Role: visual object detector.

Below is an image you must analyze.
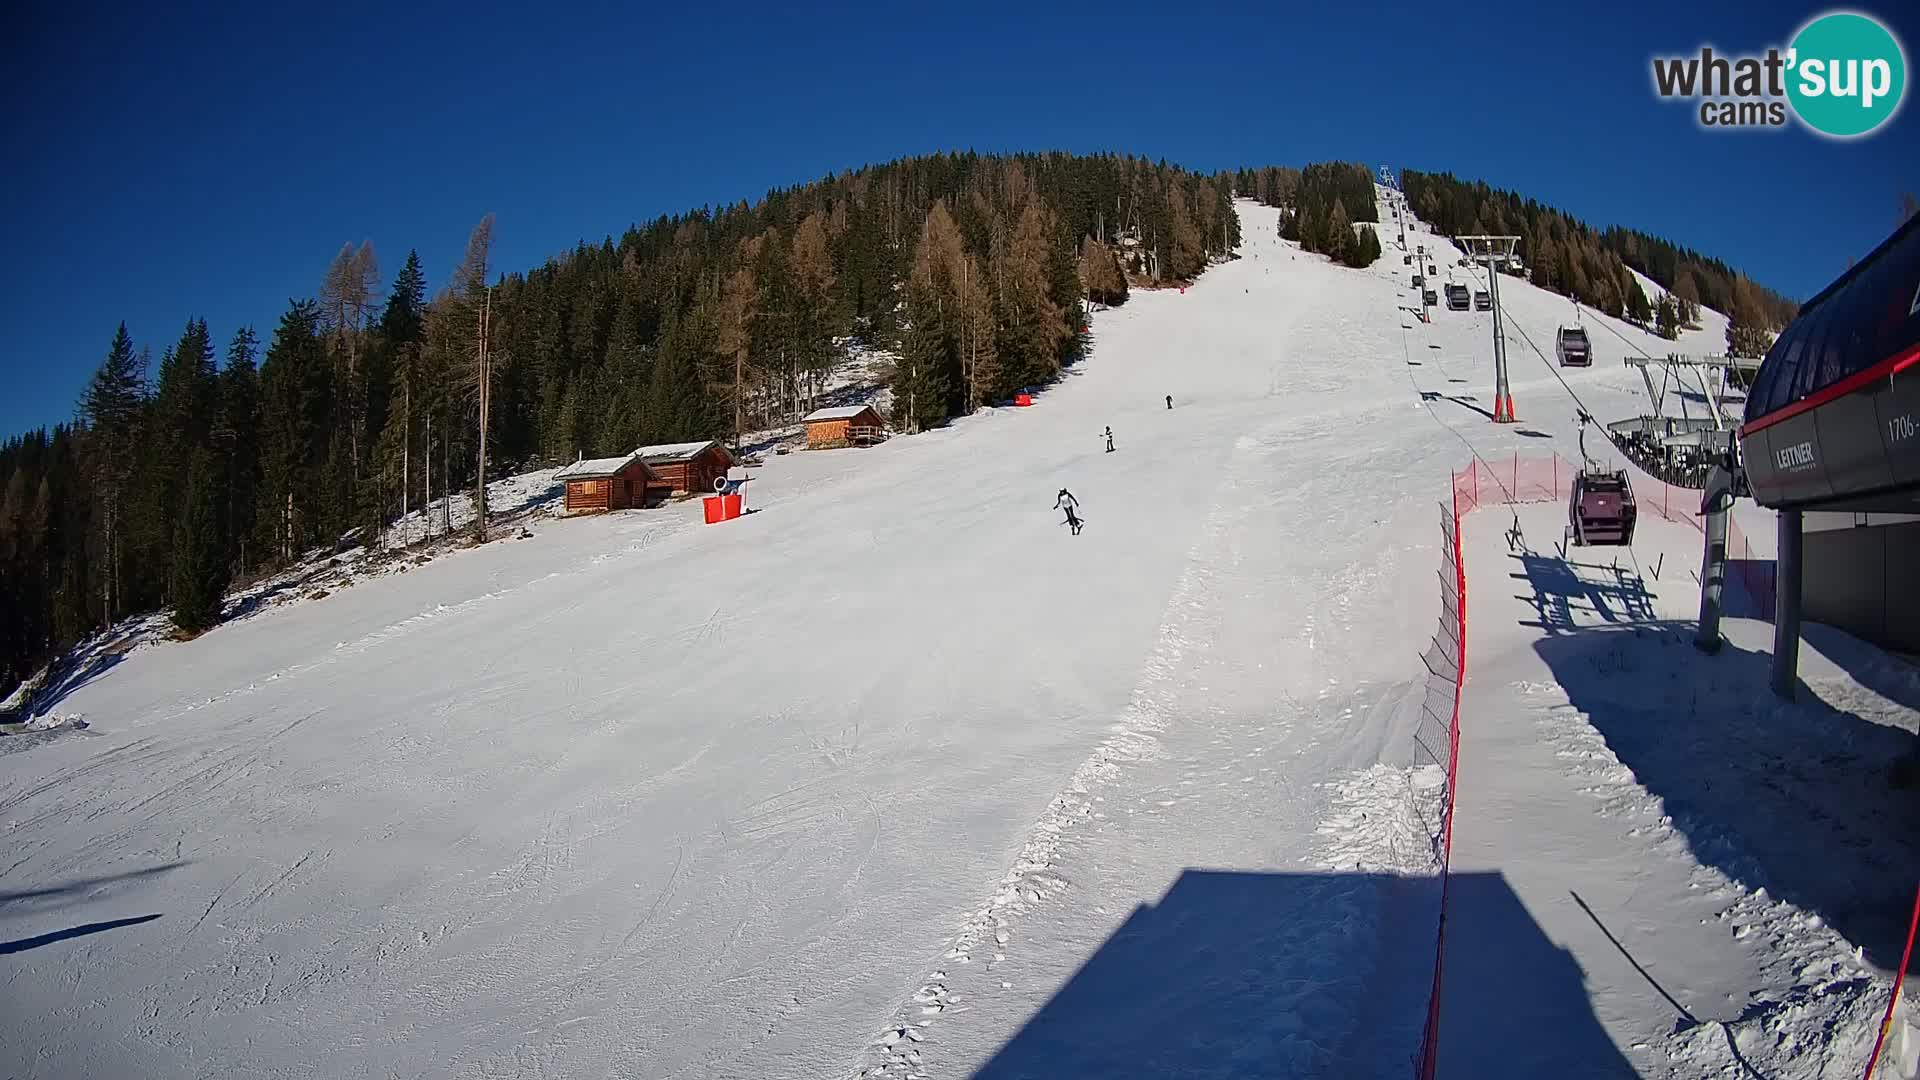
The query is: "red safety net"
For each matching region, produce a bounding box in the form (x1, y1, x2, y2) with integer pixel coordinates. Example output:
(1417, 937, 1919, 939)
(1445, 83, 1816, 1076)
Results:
(1415, 453, 1777, 1079)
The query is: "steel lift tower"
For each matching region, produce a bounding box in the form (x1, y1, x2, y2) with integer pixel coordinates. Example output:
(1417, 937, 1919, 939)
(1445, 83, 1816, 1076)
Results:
(1457, 234, 1521, 423)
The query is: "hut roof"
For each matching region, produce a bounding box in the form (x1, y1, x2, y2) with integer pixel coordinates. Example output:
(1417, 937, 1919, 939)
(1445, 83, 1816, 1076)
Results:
(802, 405, 880, 424)
(635, 440, 728, 465)
(555, 452, 654, 481)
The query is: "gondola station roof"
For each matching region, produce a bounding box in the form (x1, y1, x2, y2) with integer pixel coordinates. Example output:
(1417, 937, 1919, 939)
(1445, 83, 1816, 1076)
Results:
(1740, 213, 1920, 512)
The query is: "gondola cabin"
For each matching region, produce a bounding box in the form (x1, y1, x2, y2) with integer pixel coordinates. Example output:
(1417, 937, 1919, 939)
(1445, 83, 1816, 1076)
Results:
(1556, 326, 1592, 367)
(556, 452, 659, 514)
(636, 440, 735, 497)
(1567, 469, 1638, 546)
(802, 405, 888, 449)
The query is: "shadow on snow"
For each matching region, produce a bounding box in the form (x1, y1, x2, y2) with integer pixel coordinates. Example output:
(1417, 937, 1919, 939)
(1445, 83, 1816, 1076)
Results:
(1510, 544, 1920, 976)
(970, 869, 1632, 1079)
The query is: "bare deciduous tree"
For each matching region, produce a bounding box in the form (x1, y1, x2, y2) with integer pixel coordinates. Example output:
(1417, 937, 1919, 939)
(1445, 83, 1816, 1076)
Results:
(319, 241, 381, 469)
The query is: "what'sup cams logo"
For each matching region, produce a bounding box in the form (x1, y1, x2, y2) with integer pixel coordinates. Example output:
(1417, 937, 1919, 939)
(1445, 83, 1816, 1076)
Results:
(1651, 11, 1907, 137)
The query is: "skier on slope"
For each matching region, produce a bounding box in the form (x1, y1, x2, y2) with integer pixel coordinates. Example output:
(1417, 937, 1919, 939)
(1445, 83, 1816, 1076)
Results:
(1054, 488, 1083, 536)
(1104, 426, 1115, 453)
(1165, 395, 1173, 410)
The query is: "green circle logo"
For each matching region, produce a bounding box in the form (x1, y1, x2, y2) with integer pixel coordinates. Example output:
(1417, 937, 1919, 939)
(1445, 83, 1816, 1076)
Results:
(1787, 12, 1906, 137)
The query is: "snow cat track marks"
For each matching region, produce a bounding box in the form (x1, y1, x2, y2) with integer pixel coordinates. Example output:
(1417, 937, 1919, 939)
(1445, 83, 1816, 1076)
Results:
(0, 733, 165, 817)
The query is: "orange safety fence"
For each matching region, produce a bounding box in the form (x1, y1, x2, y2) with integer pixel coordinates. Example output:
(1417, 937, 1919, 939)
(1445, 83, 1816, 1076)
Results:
(1451, 452, 1776, 615)
(1412, 494, 1465, 1080)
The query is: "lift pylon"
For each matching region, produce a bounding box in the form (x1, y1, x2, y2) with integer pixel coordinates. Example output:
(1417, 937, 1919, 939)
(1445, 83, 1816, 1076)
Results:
(1457, 235, 1522, 423)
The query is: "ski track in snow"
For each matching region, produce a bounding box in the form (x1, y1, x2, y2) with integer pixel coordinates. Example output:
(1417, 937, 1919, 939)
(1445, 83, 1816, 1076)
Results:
(857, 433, 1256, 1077)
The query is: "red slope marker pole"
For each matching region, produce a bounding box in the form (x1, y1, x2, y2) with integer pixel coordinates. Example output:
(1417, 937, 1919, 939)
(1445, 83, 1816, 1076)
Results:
(1865, 880, 1920, 1079)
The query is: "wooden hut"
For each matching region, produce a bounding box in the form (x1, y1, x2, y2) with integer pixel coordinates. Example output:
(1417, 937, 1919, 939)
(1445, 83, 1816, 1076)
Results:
(555, 452, 658, 514)
(636, 440, 734, 496)
(802, 405, 888, 449)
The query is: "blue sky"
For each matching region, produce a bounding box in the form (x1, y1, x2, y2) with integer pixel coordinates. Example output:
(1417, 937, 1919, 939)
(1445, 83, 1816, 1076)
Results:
(3, 0, 1915, 437)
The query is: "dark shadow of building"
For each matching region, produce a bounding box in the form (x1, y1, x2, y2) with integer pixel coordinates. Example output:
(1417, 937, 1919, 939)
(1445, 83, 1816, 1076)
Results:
(971, 869, 1631, 1079)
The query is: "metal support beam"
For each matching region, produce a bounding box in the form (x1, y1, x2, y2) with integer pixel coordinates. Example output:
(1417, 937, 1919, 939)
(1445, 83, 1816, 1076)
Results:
(1489, 264, 1512, 420)
(1459, 235, 1521, 423)
(1634, 361, 1665, 414)
(1694, 464, 1733, 653)
(1771, 508, 1804, 699)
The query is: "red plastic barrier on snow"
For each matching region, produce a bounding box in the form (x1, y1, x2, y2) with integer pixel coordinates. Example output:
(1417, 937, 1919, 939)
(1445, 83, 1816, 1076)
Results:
(722, 493, 742, 519)
(703, 496, 725, 524)
(1014, 393, 1033, 407)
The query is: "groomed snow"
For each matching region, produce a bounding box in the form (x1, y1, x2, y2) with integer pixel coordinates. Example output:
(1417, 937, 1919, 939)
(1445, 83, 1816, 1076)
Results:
(2, 196, 1909, 1079)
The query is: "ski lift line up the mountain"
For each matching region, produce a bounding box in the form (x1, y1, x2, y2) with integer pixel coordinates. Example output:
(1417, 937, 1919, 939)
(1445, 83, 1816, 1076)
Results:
(1390, 236, 1522, 508)
(1457, 234, 1521, 423)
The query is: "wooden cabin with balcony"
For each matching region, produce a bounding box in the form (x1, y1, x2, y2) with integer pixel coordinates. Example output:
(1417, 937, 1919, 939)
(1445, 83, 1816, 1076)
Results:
(802, 405, 888, 450)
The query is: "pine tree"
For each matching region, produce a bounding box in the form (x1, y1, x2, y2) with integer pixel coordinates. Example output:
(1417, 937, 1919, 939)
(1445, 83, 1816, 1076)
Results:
(150, 322, 218, 572)
(1654, 294, 1680, 340)
(216, 327, 261, 571)
(257, 300, 328, 562)
(1326, 199, 1355, 265)
(381, 251, 428, 347)
(78, 324, 147, 622)
(990, 202, 1069, 398)
(895, 284, 955, 432)
(169, 448, 227, 634)
(1345, 222, 1380, 268)
(1626, 279, 1654, 326)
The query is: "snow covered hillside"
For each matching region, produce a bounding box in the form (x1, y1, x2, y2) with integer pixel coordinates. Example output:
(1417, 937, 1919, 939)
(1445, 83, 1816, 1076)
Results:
(2, 196, 1910, 1080)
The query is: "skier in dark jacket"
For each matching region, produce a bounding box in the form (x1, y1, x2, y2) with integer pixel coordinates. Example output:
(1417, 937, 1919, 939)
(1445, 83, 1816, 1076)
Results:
(1165, 395, 1173, 410)
(1104, 427, 1115, 453)
(1054, 489, 1083, 536)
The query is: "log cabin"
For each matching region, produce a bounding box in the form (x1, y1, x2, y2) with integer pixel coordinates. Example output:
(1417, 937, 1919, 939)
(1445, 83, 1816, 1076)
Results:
(636, 440, 734, 496)
(555, 452, 658, 514)
(801, 405, 888, 449)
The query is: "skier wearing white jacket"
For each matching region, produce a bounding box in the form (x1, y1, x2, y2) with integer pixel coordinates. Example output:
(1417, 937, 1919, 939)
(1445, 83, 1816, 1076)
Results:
(1054, 489, 1083, 536)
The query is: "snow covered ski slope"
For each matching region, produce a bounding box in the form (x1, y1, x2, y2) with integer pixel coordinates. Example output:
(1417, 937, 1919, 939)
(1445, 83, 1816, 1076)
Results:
(3, 196, 1908, 1079)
